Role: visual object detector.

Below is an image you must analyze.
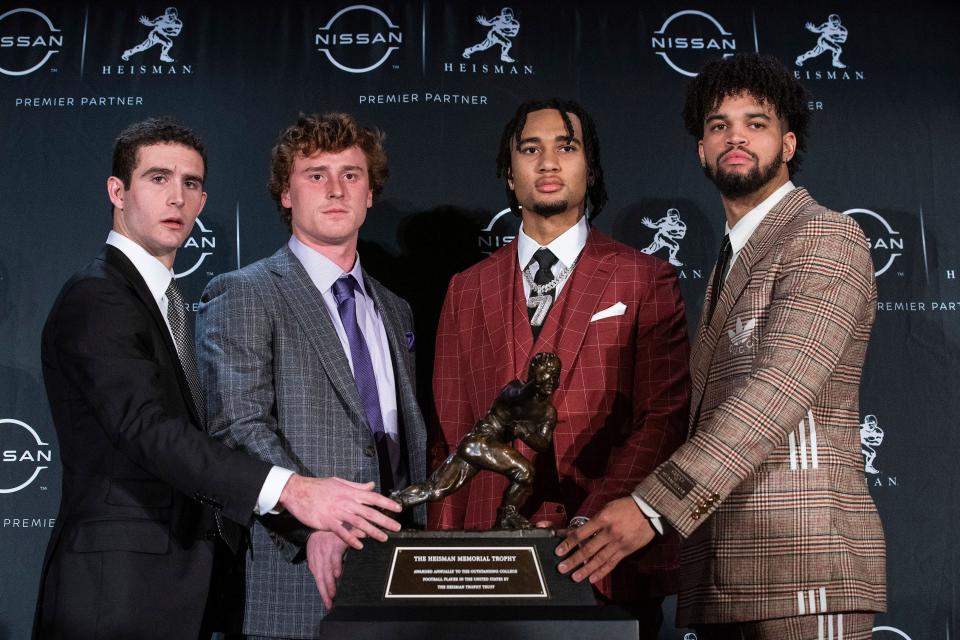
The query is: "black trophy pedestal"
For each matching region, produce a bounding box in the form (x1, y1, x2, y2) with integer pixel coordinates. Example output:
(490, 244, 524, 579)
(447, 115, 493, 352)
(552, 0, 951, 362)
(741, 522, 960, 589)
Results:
(322, 529, 638, 639)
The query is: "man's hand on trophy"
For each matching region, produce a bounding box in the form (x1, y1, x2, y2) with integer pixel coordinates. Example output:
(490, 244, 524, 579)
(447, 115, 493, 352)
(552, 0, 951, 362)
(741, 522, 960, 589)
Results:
(554, 497, 656, 583)
(307, 531, 348, 609)
(278, 475, 402, 550)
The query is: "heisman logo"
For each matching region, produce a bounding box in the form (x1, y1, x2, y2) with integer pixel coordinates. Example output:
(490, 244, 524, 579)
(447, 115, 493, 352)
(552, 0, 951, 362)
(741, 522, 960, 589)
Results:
(463, 7, 520, 63)
(795, 14, 848, 69)
(651, 10, 736, 77)
(122, 7, 183, 62)
(315, 5, 402, 74)
(0, 7, 63, 77)
(861, 413, 896, 487)
(0, 418, 53, 494)
(641, 208, 687, 266)
(794, 13, 864, 80)
(859, 414, 883, 475)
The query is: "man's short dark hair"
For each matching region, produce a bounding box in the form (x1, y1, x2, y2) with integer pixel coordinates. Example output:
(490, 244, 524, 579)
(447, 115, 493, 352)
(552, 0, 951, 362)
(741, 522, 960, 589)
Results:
(269, 113, 389, 229)
(111, 116, 207, 189)
(496, 98, 608, 221)
(683, 53, 811, 175)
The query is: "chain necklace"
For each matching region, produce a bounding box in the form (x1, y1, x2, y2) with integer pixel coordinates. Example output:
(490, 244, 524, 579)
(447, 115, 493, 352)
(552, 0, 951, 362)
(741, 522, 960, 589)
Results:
(522, 254, 580, 294)
(523, 255, 580, 327)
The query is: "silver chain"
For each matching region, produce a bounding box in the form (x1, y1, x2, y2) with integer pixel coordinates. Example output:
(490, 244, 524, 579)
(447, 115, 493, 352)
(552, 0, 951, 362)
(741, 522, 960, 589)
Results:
(522, 254, 580, 294)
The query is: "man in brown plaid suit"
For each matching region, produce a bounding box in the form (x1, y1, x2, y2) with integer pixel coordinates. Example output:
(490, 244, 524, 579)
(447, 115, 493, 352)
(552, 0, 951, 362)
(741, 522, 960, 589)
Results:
(556, 53, 886, 639)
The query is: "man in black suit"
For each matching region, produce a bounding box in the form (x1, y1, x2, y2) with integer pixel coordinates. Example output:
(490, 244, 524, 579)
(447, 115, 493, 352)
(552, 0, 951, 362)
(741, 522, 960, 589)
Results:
(33, 117, 402, 639)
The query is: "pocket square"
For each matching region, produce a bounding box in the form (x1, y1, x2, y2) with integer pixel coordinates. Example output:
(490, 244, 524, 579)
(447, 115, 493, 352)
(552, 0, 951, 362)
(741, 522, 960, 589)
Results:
(405, 331, 416, 351)
(590, 302, 627, 322)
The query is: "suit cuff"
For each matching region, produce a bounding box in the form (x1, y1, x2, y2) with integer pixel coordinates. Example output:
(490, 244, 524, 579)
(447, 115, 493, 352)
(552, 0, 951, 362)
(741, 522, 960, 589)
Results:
(631, 491, 665, 535)
(254, 466, 295, 515)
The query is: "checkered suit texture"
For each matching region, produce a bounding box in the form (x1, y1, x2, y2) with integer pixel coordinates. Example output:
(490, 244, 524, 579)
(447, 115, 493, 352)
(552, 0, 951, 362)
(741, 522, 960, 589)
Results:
(427, 228, 691, 600)
(636, 189, 886, 626)
(196, 246, 427, 639)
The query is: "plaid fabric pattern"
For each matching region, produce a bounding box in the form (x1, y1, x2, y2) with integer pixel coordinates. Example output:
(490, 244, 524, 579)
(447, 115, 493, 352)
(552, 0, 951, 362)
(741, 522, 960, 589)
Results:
(427, 228, 691, 599)
(636, 189, 886, 625)
(196, 246, 427, 638)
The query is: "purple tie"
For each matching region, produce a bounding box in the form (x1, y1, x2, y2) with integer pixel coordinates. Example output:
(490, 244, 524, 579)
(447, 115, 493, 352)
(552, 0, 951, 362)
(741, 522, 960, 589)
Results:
(332, 275, 393, 493)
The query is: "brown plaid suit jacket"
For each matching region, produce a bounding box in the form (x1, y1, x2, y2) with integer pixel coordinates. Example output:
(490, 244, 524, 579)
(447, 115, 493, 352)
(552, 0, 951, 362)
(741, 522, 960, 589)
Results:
(636, 188, 886, 625)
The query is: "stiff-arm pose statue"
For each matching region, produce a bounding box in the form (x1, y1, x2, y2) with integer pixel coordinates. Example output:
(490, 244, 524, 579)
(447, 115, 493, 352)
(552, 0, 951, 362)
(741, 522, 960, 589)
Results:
(393, 352, 560, 529)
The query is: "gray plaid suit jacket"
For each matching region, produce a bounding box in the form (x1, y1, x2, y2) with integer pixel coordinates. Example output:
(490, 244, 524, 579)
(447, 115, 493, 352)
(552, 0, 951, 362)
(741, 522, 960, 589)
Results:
(196, 245, 427, 638)
(637, 188, 886, 626)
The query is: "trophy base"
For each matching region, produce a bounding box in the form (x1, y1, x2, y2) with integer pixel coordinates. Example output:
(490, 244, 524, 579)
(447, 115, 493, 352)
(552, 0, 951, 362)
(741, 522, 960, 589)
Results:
(322, 529, 639, 639)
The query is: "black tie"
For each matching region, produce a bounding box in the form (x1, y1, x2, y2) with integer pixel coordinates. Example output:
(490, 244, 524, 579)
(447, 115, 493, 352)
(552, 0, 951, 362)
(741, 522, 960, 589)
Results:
(528, 248, 559, 340)
(165, 279, 206, 424)
(706, 235, 732, 325)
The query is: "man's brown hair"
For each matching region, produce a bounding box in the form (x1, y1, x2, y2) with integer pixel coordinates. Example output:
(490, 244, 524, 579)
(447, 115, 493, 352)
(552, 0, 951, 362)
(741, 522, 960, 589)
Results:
(268, 113, 389, 228)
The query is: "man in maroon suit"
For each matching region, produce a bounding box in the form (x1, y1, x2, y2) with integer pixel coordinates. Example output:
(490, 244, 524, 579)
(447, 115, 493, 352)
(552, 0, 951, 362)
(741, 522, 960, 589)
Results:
(427, 98, 691, 636)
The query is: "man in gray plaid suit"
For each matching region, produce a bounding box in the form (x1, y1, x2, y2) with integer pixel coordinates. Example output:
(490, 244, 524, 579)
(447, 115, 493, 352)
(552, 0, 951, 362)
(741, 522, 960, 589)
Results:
(557, 54, 885, 639)
(197, 113, 427, 638)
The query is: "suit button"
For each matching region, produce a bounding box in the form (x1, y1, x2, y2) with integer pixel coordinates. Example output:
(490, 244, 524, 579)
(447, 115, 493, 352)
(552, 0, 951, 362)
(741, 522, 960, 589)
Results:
(203, 529, 218, 541)
(554, 505, 565, 514)
(710, 493, 720, 502)
(364, 445, 375, 457)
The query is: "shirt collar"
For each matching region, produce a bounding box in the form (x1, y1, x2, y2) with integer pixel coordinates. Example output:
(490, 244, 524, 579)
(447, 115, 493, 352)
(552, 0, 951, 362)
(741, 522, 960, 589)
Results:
(516, 214, 589, 271)
(726, 181, 796, 255)
(106, 230, 174, 303)
(288, 235, 368, 298)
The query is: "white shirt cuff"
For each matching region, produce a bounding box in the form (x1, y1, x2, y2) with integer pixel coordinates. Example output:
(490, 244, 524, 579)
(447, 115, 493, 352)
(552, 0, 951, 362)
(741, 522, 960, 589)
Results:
(631, 491, 665, 535)
(254, 466, 295, 515)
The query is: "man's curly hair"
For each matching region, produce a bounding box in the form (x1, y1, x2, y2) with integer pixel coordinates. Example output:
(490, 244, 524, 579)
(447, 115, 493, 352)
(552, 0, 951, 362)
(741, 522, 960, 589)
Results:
(269, 113, 388, 228)
(683, 53, 811, 175)
(496, 98, 608, 221)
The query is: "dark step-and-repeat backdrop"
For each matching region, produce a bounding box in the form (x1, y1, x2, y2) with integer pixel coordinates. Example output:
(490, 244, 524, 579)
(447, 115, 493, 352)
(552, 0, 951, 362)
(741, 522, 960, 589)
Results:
(1, 2, 957, 638)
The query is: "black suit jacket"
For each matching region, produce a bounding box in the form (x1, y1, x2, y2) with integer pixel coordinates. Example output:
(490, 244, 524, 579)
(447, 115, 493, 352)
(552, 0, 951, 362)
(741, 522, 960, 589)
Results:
(33, 245, 271, 639)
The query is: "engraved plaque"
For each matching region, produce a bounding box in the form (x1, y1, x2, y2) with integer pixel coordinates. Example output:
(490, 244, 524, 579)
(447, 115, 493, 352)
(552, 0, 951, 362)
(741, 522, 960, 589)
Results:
(384, 546, 548, 598)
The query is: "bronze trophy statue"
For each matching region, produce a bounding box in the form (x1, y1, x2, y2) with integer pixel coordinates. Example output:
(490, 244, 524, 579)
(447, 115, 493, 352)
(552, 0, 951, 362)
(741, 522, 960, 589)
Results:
(392, 352, 561, 529)
(327, 351, 632, 633)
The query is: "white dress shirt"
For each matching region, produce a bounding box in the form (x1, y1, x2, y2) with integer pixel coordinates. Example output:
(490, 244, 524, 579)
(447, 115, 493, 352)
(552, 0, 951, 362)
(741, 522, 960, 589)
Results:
(106, 231, 290, 515)
(725, 180, 796, 276)
(288, 235, 405, 487)
(516, 214, 590, 300)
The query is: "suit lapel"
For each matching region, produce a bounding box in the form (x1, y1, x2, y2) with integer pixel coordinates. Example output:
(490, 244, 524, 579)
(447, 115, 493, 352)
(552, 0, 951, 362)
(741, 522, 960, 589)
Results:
(100, 245, 203, 428)
(539, 229, 615, 392)
(688, 187, 814, 424)
(270, 248, 369, 429)
(479, 243, 525, 382)
(364, 273, 414, 422)
(364, 274, 426, 483)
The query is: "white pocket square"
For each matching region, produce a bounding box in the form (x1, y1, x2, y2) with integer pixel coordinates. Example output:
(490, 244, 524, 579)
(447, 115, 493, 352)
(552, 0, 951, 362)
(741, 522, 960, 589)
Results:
(590, 302, 626, 322)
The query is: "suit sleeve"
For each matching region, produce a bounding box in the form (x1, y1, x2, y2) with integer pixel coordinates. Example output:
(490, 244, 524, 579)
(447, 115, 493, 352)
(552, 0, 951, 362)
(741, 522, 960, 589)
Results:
(578, 259, 691, 518)
(636, 224, 876, 537)
(197, 271, 301, 472)
(426, 273, 475, 529)
(197, 272, 311, 558)
(47, 277, 270, 526)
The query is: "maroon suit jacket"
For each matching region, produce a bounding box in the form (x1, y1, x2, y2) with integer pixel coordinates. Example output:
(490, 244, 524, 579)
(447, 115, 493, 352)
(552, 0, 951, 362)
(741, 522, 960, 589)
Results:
(428, 227, 691, 599)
